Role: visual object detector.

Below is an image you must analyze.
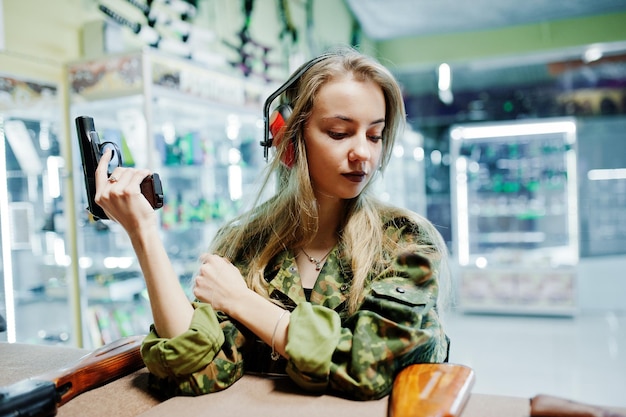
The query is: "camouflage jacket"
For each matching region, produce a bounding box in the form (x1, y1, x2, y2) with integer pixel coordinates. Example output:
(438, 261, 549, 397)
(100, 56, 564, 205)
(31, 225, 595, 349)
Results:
(141, 216, 449, 401)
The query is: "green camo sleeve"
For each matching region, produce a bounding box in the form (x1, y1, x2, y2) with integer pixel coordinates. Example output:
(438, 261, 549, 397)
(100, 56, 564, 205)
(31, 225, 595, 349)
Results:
(284, 302, 342, 392)
(284, 276, 448, 401)
(141, 302, 225, 379)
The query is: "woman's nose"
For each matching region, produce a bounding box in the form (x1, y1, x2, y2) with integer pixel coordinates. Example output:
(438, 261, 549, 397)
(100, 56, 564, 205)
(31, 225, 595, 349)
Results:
(349, 134, 371, 161)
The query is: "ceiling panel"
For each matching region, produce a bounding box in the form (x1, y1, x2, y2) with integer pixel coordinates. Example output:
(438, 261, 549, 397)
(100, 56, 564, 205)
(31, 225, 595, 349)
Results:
(345, 0, 626, 40)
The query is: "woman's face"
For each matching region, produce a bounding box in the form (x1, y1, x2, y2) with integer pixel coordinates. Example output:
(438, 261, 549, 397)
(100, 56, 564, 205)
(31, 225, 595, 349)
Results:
(304, 74, 385, 201)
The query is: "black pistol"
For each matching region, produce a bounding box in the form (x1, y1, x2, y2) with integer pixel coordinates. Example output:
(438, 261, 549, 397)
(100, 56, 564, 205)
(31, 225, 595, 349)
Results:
(75, 116, 164, 220)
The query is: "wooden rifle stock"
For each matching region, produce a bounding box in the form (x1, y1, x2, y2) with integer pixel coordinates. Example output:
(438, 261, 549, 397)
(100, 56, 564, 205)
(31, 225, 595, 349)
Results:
(41, 335, 146, 406)
(388, 364, 475, 417)
(0, 335, 146, 417)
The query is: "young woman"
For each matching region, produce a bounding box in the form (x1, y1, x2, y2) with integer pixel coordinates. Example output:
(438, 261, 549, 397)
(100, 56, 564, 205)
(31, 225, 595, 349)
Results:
(95, 46, 450, 401)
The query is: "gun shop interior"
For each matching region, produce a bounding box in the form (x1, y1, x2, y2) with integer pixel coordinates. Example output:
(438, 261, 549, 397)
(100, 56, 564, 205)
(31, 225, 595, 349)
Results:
(1, 0, 625, 412)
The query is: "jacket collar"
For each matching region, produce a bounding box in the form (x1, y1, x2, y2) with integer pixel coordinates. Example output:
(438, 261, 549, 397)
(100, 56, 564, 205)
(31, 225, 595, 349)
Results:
(265, 247, 351, 311)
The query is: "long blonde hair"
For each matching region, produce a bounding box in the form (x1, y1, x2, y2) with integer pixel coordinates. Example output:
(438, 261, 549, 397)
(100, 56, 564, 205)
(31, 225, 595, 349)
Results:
(211, 46, 449, 313)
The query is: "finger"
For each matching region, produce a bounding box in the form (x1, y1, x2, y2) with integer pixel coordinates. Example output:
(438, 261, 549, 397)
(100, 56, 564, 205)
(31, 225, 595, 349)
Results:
(107, 168, 128, 188)
(107, 168, 123, 186)
(106, 168, 151, 193)
(192, 274, 202, 290)
(199, 253, 219, 265)
(191, 280, 204, 302)
(95, 149, 114, 190)
(133, 170, 153, 189)
(192, 275, 212, 304)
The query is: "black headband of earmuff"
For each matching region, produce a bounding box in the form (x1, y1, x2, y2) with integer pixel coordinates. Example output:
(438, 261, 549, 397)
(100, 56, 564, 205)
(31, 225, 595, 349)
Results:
(260, 53, 335, 161)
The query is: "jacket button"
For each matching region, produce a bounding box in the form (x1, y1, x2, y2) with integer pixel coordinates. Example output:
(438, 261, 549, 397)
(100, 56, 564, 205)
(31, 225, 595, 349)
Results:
(396, 287, 405, 293)
(340, 284, 349, 292)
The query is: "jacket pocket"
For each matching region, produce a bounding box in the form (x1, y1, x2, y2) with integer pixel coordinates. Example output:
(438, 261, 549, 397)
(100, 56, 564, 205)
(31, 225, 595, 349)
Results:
(364, 278, 435, 324)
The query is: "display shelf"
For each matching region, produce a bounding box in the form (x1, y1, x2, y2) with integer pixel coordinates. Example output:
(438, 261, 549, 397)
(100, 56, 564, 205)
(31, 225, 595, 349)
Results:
(450, 118, 579, 315)
(577, 116, 626, 257)
(67, 50, 267, 347)
(1, 73, 75, 344)
(86, 299, 152, 347)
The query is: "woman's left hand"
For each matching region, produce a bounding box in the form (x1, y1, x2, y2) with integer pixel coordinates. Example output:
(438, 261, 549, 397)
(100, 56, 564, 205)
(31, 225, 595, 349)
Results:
(193, 254, 248, 315)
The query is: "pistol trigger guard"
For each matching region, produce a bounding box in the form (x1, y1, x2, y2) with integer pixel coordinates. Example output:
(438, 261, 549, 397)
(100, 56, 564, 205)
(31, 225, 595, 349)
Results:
(98, 141, 123, 167)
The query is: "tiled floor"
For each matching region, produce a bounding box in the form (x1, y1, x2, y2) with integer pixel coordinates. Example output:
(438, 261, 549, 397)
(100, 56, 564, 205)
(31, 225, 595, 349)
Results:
(444, 309, 626, 407)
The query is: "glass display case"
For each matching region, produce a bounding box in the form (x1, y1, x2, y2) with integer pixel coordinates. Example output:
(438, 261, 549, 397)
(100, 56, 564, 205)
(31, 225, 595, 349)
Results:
(1, 74, 74, 344)
(66, 50, 268, 347)
(450, 118, 579, 315)
(577, 116, 626, 257)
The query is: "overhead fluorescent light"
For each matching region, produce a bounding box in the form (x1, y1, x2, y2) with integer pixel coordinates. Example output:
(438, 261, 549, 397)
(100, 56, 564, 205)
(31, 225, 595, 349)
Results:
(451, 120, 576, 140)
(587, 168, 626, 181)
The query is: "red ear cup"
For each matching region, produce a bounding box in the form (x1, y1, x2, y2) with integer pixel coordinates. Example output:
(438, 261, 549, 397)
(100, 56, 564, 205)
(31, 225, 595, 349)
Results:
(269, 104, 295, 167)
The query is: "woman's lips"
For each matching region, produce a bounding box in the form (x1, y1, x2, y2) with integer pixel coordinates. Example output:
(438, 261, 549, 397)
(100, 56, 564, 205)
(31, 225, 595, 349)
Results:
(343, 172, 367, 182)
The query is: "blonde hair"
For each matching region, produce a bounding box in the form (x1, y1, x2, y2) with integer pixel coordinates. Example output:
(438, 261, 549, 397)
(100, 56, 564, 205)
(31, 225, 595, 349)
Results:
(211, 46, 449, 313)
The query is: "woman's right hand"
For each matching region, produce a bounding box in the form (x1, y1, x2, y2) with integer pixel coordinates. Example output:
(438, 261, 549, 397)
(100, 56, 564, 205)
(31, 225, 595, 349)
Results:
(94, 149, 158, 233)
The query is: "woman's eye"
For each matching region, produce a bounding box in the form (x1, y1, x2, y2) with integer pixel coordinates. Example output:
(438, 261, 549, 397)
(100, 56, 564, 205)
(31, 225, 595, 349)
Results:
(326, 129, 382, 141)
(328, 131, 347, 140)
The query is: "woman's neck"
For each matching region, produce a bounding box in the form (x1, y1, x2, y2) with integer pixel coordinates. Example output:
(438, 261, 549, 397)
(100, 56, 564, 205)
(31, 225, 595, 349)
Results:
(310, 193, 344, 248)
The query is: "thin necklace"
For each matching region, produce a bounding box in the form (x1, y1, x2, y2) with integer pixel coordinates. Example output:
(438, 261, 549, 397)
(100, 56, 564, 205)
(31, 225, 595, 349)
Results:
(301, 247, 333, 271)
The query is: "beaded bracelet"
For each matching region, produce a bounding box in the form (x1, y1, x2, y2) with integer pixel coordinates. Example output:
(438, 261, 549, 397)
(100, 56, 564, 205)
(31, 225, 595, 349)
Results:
(270, 310, 289, 361)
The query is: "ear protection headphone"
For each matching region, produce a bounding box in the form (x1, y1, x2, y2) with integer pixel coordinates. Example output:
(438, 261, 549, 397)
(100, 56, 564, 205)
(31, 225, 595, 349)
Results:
(260, 53, 334, 167)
